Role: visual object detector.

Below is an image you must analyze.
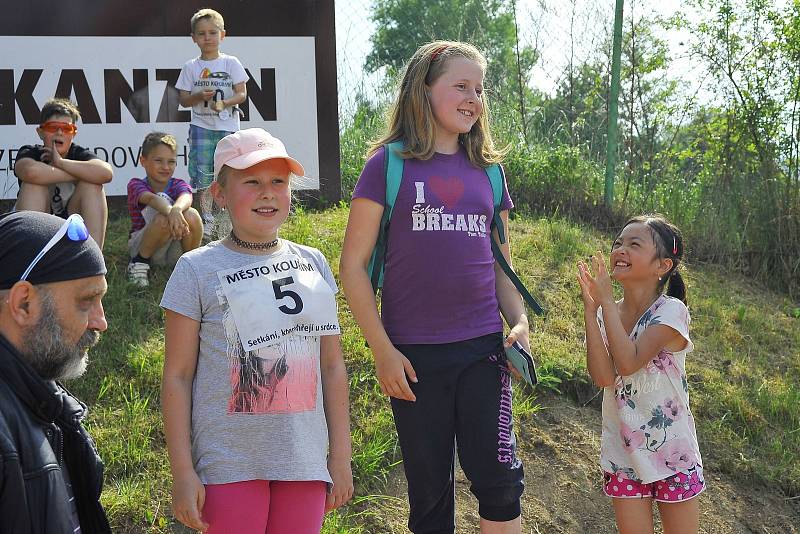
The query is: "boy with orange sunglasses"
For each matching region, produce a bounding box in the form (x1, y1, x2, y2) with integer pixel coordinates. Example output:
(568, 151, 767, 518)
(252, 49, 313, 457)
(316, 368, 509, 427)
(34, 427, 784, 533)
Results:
(14, 98, 112, 248)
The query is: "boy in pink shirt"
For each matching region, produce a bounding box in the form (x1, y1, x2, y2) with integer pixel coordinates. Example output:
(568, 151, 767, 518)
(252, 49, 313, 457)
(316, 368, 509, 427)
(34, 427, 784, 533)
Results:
(126, 132, 203, 287)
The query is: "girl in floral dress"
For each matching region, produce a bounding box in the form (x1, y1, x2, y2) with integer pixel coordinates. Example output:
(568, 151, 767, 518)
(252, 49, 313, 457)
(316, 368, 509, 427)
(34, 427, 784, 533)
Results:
(577, 215, 703, 534)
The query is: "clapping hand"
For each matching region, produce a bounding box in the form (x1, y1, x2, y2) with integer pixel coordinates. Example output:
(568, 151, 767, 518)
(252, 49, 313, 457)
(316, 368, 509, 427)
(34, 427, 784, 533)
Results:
(577, 251, 613, 311)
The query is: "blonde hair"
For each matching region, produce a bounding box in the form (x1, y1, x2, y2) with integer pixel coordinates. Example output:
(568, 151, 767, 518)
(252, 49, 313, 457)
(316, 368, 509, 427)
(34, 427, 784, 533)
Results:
(369, 40, 505, 167)
(216, 164, 233, 186)
(141, 132, 177, 157)
(191, 8, 225, 32)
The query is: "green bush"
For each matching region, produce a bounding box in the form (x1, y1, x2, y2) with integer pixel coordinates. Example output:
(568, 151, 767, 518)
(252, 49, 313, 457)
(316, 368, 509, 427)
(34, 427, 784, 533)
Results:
(503, 143, 604, 218)
(340, 100, 384, 199)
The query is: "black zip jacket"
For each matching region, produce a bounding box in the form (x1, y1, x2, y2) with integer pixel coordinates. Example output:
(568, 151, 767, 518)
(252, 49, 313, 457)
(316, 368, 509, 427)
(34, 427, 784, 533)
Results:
(0, 333, 110, 533)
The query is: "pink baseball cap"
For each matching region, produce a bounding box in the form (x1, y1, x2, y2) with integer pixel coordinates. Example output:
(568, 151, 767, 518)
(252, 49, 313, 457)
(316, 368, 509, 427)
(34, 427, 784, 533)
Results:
(213, 128, 305, 179)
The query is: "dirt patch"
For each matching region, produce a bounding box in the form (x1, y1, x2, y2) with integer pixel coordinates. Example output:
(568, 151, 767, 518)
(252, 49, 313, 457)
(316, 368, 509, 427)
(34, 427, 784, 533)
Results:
(359, 391, 799, 533)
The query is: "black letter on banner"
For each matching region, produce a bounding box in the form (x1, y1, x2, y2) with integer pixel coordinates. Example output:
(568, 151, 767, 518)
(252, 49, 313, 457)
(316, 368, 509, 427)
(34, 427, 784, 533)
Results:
(111, 147, 127, 168)
(177, 144, 189, 166)
(239, 69, 276, 121)
(0, 69, 42, 125)
(128, 146, 142, 166)
(104, 69, 150, 123)
(55, 70, 101, 124)
(156, 69, 190, 123)
(93, 146, 109, 161)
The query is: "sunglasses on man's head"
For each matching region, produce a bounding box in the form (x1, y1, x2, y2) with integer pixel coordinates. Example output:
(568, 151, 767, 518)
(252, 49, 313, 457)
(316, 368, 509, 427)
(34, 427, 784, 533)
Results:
(20, 214, 90, 282)
(39, 121, 78, 135)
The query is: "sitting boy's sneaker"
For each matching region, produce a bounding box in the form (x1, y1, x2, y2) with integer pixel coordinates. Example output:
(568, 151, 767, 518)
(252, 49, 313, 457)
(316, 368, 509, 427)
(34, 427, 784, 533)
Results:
(127, 261, 150, 287)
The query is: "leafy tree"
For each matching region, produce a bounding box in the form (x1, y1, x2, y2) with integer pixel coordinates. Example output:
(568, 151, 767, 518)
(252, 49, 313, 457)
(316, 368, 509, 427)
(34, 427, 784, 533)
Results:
(618, 5, 681, 204)
(366, 0, 537, 121)
(678, 0, 798, 293)
(537, 60, 609, 158)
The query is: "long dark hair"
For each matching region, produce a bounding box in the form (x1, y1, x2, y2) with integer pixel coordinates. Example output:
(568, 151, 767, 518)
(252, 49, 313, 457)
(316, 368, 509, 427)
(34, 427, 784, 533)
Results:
(619, 214, 687, 304)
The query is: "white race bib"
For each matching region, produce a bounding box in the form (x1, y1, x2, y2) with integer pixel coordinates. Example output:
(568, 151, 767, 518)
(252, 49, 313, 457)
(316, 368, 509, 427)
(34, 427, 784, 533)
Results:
(217, 252, 340, 351)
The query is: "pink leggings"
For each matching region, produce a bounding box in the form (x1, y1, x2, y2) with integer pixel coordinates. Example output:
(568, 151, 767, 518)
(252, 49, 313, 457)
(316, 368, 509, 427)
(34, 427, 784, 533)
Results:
(203, 479, 327, 534)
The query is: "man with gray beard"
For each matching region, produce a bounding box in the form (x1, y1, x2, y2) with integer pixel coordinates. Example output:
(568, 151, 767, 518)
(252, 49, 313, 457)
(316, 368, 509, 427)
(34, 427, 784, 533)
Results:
(0, 210, 111, 533)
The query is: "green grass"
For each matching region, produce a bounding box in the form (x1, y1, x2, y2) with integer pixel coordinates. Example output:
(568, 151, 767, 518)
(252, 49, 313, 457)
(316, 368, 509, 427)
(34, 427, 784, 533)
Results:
(72, 205, 799, 532)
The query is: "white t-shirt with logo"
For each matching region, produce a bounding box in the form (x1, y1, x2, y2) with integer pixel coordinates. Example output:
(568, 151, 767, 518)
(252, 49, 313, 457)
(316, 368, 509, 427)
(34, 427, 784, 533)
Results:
(597, 295, 703, 484)
(176, 53, 248, 132)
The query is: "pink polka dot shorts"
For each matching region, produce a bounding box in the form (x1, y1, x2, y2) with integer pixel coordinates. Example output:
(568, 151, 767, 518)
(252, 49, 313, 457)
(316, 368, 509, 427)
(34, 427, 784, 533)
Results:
(603, 465, 705, 502)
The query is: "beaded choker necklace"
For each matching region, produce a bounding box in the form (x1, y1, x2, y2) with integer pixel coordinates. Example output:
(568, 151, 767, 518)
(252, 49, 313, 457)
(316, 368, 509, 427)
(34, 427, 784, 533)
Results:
(229, 231, 279, 250)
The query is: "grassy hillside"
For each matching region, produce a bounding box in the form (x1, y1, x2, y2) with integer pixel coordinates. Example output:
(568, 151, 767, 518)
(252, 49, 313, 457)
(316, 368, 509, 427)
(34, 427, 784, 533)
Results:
(69, 205, 799, 532)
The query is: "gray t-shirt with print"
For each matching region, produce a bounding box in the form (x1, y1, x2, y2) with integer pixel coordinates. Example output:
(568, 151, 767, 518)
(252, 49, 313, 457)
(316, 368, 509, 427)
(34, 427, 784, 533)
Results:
(161, 240, 339, 484)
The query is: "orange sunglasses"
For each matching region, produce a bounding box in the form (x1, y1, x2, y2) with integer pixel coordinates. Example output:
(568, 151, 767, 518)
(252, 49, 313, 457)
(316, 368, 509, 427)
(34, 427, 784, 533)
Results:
(39, 121, 78, 134)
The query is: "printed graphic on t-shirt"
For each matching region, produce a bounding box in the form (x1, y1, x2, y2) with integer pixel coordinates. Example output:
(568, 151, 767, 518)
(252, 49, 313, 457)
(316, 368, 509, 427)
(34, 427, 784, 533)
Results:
(598, 296, 701, 483)
(51, 185, 67, 215)
(50, 182, 75, 217)
(219, 290, 318, 414)
(409, 177, 488, 237)
(194, 70, 233, 118)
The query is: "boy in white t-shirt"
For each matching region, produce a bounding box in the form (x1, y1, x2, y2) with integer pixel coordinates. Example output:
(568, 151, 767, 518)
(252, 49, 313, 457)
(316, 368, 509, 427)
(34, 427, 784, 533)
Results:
(176, 8, 248, 234)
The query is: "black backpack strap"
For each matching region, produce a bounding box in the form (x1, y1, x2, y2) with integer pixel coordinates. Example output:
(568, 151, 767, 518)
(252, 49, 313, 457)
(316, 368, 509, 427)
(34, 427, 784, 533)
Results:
(491, 237, 546, 316)
(486, 165, 545, 316)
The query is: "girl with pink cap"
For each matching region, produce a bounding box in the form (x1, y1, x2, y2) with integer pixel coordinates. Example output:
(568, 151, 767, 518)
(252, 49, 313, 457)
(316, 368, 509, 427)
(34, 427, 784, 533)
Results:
(161, 128, 352, 533)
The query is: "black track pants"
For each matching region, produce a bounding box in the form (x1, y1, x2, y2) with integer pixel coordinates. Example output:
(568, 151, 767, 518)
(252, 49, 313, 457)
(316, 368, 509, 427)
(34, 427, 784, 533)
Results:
(390, 333, 524, 534)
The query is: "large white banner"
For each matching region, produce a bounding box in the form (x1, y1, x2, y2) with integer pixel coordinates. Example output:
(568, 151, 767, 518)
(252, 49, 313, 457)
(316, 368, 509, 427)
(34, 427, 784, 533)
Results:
(0, 36, 319, 198)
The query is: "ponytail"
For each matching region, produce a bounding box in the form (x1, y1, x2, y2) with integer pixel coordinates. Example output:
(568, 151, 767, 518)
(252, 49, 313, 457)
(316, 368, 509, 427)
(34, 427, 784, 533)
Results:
(666, 270, 687, 305)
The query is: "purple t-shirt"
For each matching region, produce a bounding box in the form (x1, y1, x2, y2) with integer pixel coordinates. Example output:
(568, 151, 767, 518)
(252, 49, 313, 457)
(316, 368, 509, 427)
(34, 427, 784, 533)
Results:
(127, 177, 193, 236)
(352, 146, 513, 344)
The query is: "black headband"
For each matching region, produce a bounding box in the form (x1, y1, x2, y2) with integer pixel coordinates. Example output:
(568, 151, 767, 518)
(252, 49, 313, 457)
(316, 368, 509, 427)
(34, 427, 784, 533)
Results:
(0, 211, 106, 290)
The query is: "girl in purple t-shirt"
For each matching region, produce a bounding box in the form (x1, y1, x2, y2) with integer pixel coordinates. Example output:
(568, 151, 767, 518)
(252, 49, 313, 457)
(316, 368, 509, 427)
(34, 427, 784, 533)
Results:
(341, 40, 529, 533)
(577, 215, 704, 534)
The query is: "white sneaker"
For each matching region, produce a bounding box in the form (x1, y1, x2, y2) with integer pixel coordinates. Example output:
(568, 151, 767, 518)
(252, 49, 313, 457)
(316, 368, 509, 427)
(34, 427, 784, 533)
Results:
(127, 262, 150, 287)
